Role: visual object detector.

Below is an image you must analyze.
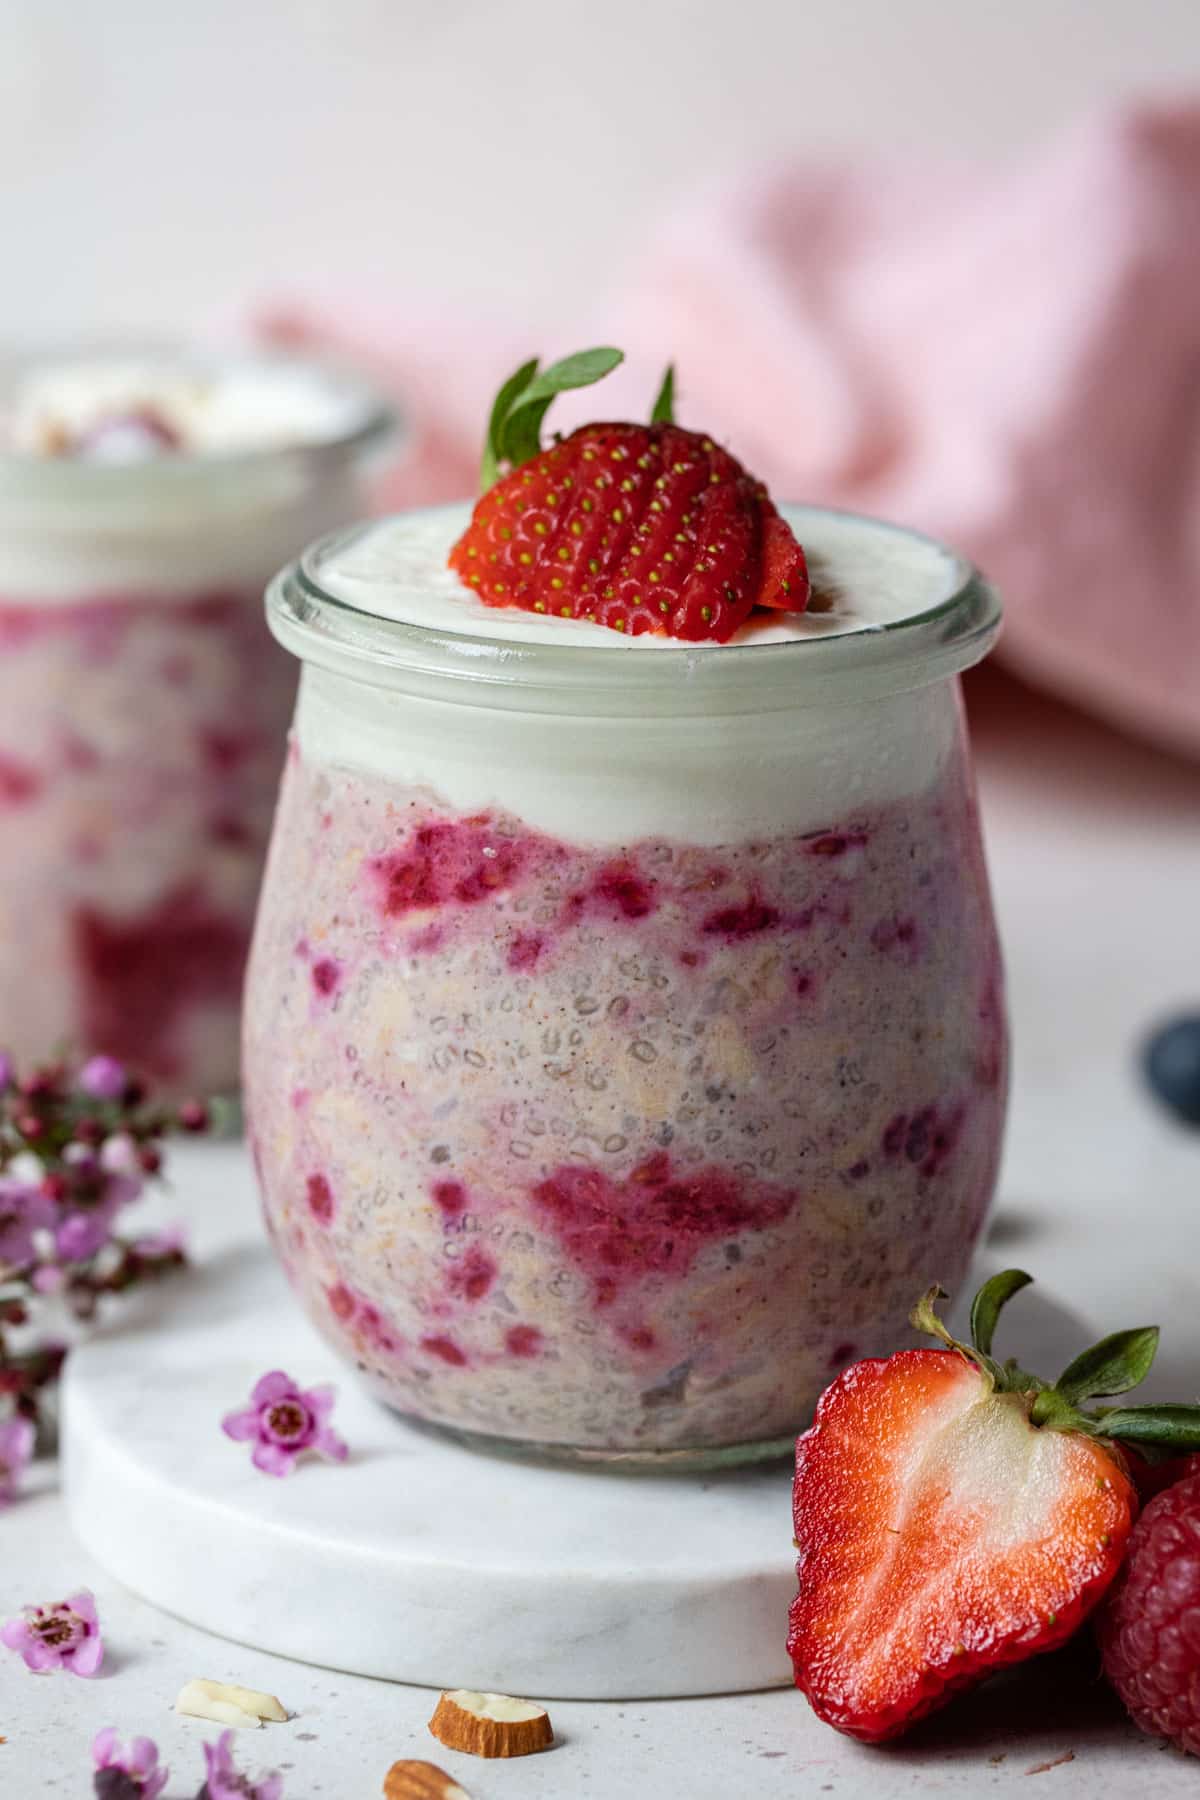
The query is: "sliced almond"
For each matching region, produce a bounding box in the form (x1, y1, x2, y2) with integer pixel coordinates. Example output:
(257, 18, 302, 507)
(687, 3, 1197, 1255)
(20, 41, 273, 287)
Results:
(175, 1677, 288, 1728)
(176, 1692, 260, 1730)
(383, 1759, 472, 1800)
(428, 1689, 553, 1759)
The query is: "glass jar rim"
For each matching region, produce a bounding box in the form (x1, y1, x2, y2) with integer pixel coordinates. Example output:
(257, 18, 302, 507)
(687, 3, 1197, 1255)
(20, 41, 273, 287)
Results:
(0, 341, 398, 507)
(268, 502, 1002, 718)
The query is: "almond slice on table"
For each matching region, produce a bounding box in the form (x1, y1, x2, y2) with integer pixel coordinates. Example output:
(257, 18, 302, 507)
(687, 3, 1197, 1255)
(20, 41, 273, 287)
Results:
(428, 1689, 554, 1758)
(175, 1677, 288, 1728)
(383, 1760, 472, 1800)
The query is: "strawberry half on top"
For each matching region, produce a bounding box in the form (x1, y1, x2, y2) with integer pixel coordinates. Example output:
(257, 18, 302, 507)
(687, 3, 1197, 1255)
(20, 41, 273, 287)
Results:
(788, 1270, 1200, 1744)
(448, 348, 809, 642)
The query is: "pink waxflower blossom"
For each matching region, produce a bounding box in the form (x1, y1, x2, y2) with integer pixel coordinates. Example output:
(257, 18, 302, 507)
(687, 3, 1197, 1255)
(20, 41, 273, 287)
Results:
(99, 1133, 141, 1177)
(79, 1056, 128, 1102)
(54, 1172, 141, 1262)
(92, 1726, 169, 1798)
(1, 1587, 104, 1675)
(8, 1150, 44, 1185)
(0, 1415, 35, 1507)
(222, 1369, 348, 1477)
(0, 1178, 54, 1275)
(200, 1729, 284, 1800)
(130, 1223, 188, 1261)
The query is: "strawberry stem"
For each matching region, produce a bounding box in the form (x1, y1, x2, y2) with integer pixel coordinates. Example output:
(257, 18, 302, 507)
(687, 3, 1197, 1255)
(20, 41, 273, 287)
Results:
(910, 1284, 1002, 1384)
(909, 1285, 954, 1346)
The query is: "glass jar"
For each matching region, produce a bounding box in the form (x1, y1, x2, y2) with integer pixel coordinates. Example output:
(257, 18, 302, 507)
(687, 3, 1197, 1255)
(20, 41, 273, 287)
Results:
(0, 349, 392, 1097)
(245, 503, 1007, 1467)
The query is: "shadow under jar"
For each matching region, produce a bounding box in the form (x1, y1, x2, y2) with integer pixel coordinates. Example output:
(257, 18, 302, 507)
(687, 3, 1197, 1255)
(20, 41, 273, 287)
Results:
(0, 348, 392, 1098)
(245, 502, 1008, 1469)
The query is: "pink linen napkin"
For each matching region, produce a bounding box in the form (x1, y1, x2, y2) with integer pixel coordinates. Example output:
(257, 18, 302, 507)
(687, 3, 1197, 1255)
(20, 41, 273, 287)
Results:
(262, 99, 1200, 757)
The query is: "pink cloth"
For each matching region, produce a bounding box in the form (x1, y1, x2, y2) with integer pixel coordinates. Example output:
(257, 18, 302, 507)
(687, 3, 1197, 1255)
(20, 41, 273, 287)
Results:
(263, 100, 1200, 757)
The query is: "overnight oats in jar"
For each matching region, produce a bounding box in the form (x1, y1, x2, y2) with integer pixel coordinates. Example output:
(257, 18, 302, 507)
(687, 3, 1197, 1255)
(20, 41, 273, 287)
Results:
(0, 349, 391, 1095)
(244, 355, 1007, 1465)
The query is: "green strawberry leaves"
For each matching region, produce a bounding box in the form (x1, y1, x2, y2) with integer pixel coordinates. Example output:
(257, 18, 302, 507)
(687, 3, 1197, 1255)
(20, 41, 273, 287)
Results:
(477, 348, 685, 491)
(1091, 1404, 1200, 1447)
(970, 1268, 1033, 1359)
(480, 347, 624, 491)
(912, 1268, 1200, 1452)
(650, 363, 676, 425)
(502, 347, 624, 468)
(1054, 1326, 1160, 1406)
(480, 357, 540, 493)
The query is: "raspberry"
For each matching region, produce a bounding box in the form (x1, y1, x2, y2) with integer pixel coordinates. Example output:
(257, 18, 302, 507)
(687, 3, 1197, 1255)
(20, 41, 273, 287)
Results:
(1099, 1468, 1200, 1755)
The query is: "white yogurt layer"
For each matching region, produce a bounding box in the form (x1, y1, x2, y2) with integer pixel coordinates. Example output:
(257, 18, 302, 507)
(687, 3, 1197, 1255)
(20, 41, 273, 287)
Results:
(1, 352, 371, 459)
(0, 350, 386, 599)
(317, 502, 965, 647)
(290, 503, 973, 846)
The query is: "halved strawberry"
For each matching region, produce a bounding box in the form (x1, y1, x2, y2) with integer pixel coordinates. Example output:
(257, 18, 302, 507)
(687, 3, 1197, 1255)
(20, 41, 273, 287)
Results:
(448, 349, 809, 642)
(788, 1270, 1200, 1743)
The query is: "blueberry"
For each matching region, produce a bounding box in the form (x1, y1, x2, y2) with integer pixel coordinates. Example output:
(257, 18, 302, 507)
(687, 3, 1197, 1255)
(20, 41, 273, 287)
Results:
(1143, 1014, 1200, 1126)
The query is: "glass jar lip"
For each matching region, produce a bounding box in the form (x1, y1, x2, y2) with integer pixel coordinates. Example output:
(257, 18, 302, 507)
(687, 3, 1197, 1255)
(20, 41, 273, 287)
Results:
(0, 340, 398, 502)
(268, 501, 1002, 717)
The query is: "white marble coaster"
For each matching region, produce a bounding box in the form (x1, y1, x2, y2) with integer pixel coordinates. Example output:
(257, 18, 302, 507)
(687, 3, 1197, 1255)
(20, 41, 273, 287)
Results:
(61, 1248, 798, 1698)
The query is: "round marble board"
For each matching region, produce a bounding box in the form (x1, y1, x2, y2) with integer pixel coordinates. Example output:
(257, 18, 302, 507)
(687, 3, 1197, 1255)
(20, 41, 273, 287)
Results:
(61, 1247, 798, 1699)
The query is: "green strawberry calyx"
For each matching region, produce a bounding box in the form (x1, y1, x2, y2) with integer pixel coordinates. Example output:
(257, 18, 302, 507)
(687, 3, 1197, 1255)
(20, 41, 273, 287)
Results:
(911, 1269, 1200, 1453)
(478, 347, 677, 491)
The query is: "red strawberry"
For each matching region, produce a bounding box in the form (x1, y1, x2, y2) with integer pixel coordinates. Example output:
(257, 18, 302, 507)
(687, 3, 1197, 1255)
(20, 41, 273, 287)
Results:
(448, 348, 809, 643)
(1098, 1467, 1200, 1755)
(788, 1269, 1200, 1744)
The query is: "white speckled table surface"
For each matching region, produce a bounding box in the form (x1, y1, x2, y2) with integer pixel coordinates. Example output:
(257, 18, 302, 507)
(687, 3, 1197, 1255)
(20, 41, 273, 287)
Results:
(4, 670, 1200, 1798)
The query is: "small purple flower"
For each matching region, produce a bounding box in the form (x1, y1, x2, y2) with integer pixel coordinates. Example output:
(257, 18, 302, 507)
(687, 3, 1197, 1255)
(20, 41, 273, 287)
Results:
(7, 1149, 43, 1186)
(1, 1587, 104, 1675)
(92, 1727, 169, 1799)
(199, 1729, 284, 1800)
(0, 1049, 14, 1090)
(0, 1416, 35, 1507)
(0, 1178, 54, 1275)
(54, 1172, 141, 1262)
(99, 1132, 141, 1177)
(130, 1222, 188, 1260)
(222, 1370, 348, 1478)
(79, 1055, 128, 1102)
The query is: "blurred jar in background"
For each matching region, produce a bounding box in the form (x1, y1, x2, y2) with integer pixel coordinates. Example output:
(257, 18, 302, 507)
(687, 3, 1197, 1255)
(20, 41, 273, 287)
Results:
(0, 348, 392, 1097)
